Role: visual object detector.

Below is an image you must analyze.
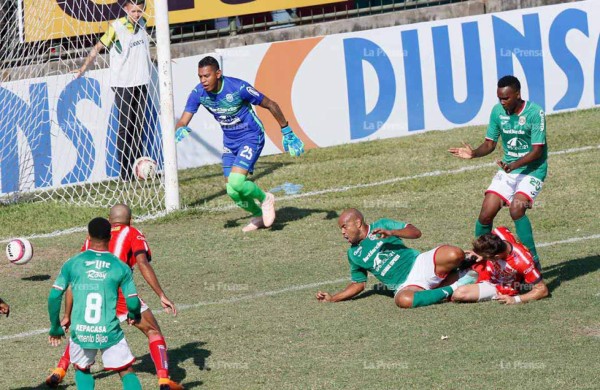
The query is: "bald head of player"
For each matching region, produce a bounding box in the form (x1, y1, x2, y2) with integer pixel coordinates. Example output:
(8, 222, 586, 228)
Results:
(109, 203, 132, 225)
(338, 208, 368, 245)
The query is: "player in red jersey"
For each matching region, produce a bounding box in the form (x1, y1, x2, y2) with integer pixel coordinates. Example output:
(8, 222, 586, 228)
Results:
(46, 204, 183, 390)
(452, 226, 548, 304)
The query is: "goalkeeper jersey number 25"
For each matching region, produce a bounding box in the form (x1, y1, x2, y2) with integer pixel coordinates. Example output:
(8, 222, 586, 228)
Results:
(52, 250, 138, 349)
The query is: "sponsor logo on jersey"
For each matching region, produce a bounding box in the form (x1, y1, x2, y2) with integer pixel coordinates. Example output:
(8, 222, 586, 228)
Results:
(363, 241, 383, 262)
(506, 137, 529, 151)
(373, 251, 394, 272)
(539, 110, 545, 132)
(353, 247, 363, 257)
(503, 129, 525, 135)
(226, 93, 234, 102)
(85, 260, 111, 269)
(86, 270, 107, 281)
(246, 86, 260, 98)
(76, 324, 107, 333)
(518, 116, 526, 126)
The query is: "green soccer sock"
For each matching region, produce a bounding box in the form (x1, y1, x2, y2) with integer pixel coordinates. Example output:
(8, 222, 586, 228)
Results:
(475, 220, 492, 237)
(75, 370, 95, 390)
(514, 215, 539, 262)
(226, 183, 262, 216)
(121, 372, 142, 390)
(240, 179, 266, 203)
(411, 286, 454, 308)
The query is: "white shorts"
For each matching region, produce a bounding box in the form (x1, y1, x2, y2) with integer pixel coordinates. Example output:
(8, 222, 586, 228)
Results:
(486, 170, 544, 204)
(116, 299, 149, 322)
(69, 338, 135, 371)
(395, 247, 445, 295)
(477, 281, 499, 302)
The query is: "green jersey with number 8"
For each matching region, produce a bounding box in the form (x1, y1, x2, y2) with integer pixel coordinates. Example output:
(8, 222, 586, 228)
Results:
(52, 250, 138, 349)
(486, 101, 548, 180)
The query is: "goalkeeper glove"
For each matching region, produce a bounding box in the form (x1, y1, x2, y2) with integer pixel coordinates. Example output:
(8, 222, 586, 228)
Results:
(281, 124, 304, 157)
(175, 126, 192, 143)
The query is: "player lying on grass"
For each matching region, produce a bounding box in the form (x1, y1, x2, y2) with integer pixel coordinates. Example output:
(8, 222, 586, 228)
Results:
(46, 204, 182, 390)
(316, 209, 479, 308)
(175, 55, 304, 232)
(0, 297, 9, 317)
(48, 217, 143, 390)
(452, 226, 548, 304)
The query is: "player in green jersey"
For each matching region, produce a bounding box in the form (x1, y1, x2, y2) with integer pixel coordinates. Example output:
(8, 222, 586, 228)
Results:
(449, 75, 547, 269)
(316, 209, 478, 309)
(48, 217, 142, 390)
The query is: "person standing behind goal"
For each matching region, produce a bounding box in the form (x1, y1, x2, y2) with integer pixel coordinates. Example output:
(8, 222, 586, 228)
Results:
(76, 0, 151, 181)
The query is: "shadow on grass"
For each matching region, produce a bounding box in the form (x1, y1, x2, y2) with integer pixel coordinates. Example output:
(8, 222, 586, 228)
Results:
(224, 206, 338, 231)
(21, 341, 211, 389)
(22, 274, 51, 281)
(542, 255, 600, 293)
(351, 283, 395, 301)
(188, 161, 290, 207)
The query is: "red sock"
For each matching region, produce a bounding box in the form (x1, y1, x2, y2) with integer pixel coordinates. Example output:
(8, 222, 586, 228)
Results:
(148, 334, 169, 378)
(57, 342, 70, 371)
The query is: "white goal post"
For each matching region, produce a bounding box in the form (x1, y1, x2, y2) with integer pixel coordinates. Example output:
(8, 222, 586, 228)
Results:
(0, 0, 180, 215)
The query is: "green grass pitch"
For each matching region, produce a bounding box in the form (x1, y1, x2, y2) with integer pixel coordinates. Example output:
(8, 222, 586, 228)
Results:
(0, 108, 599, 389)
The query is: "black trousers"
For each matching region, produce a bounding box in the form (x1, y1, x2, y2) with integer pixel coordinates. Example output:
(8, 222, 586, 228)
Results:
(113, 84, 148, 180)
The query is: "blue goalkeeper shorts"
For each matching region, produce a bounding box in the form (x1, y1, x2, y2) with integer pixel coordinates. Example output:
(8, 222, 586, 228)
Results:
(222, 136, 265, 177)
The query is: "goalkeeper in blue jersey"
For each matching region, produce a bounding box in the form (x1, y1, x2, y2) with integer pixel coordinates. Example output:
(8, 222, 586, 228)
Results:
(175, 56, 304, 232)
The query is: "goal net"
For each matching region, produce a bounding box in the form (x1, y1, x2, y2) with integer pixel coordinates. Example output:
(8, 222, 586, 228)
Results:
(0, 0, 172, 216)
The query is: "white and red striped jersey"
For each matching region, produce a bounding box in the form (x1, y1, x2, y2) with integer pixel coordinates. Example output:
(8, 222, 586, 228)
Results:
(473, 226, 542, 296)
(82, 223, 152, 269)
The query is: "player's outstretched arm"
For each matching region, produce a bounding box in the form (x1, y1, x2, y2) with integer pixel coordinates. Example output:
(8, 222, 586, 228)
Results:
(316, 282, 365, 303)
(174, 112, 194, 143)
(497, 280, 548, 304)
(449, 139, 496, 159)
(0, 297, 9, 317)
(48, 288, 66, 345)
(260, 96, 304, 156)
(74, 41, 105, 78)
(135, 253, 177, 315)
(372, 224, 421, 240)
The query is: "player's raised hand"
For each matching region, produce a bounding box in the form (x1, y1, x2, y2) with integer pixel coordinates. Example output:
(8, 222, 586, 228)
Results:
(464, 250, 484, 263)
(316, 291, 332, 302)
(448, 142, 474, 159)
(371, 228, 393, 238)
(160, 294, 177, 316)
(281, 125, 304, 157)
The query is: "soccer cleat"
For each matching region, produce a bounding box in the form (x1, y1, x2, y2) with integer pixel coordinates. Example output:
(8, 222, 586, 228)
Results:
(260, 192, 276, 227)
(242, 216, 265, 232)
(456, 270, 479, 287)
(45, 367, 66, 388)
(159, 377, 184, 390)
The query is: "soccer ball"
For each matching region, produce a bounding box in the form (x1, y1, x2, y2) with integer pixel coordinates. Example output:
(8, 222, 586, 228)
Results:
(6, 238, 33, 265)
(133, 156, 157, 180)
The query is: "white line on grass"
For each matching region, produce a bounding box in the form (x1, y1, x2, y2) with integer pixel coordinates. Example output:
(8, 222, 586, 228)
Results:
(2, 232, 600, 342)
(2, 144, 598, 243)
